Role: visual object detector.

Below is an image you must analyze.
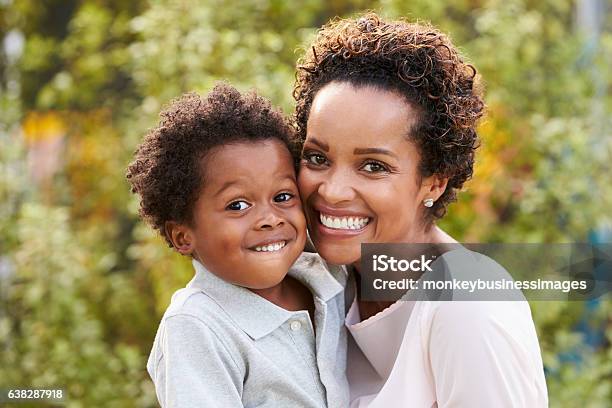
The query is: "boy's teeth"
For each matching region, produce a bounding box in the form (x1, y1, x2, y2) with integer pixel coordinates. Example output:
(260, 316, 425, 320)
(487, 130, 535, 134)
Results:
(319, 213, 369, 230)
(254, 241, 286, 252)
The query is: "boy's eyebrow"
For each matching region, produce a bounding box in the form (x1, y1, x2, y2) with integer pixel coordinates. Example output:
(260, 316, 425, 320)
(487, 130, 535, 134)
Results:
(278, 174, 298, 184)
(214, 180, 242, 197)
(214, 174, 297, 197)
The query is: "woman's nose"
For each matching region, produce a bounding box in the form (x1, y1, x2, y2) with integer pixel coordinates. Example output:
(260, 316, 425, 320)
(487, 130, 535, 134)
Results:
(317, 168, 357, 204)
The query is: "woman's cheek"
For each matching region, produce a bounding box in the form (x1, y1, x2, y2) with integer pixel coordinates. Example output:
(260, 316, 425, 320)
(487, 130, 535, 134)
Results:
(370, 184, 419, 241)
(297, 164, 311, 186)
(297, 167, 318, 201)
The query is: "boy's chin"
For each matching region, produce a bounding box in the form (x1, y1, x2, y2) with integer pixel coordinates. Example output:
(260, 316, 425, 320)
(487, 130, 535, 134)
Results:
(240, 243, 305, 288)
(243, 271, 288, 290)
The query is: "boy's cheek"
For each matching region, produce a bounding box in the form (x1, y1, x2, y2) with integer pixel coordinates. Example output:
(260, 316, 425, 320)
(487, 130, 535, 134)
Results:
(289, 207, 308, 233)
(197, 225, 244, 255)
(292, 210, 308, 251)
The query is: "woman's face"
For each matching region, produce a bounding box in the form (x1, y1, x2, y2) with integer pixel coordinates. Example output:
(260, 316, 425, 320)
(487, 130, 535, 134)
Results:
(298, 82, 442, 266)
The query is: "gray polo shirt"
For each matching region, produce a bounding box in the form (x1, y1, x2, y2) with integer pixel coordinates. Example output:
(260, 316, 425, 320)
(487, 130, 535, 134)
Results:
(147, 252, 349, 407)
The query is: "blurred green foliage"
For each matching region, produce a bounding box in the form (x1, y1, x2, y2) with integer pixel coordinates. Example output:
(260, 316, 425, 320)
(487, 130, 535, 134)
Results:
(0, 0, 610, 407)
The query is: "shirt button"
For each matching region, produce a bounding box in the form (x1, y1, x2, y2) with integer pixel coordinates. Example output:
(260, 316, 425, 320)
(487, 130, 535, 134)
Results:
(290, 320, 302, 331)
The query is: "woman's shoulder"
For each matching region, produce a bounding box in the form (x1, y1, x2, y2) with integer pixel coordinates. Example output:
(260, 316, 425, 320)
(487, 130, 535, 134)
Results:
(418, 246, 526, 302)
(438, 247, 512, 280)
(426, 298, 535, 335)
(415, 300, 547, 407)
(411, 247, 535, 331)
(414, 262, 547, 405)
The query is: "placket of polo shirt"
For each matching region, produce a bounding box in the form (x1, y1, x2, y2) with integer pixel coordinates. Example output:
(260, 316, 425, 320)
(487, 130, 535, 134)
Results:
(286, 310, 322, 395)
(313, 296, 334, 404)
(287, 310, 315, 345)
(313, 297, 328, 353)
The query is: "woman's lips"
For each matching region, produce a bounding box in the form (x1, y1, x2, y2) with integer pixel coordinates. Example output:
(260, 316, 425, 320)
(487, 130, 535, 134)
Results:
(319, 212, 369, 230)
(313, 210, 371, 237)
(310, 203, 372, 237)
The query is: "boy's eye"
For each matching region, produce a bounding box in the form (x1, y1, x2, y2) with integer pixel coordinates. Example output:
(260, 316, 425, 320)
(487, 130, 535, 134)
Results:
(303, 152, 328, 166)
(226, 200, 250, 211)
(361, 161, 389, 173)
(274, 192, 294, 203)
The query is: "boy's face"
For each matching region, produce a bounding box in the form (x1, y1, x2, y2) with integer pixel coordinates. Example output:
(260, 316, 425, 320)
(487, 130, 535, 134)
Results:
(180, 140, 306, 289)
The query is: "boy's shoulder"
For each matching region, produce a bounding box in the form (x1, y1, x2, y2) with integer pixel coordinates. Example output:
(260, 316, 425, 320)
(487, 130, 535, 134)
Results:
(147, 285, 247, 385)
(155, 283, 247, 354)
(162, 286, 217, 321)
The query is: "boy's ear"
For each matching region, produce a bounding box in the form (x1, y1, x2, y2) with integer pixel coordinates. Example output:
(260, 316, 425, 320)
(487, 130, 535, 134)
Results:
(165, 221, 194, 256)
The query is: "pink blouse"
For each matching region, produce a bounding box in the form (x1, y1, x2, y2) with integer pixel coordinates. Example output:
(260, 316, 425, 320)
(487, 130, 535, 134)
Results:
(346, 254, 548, 407)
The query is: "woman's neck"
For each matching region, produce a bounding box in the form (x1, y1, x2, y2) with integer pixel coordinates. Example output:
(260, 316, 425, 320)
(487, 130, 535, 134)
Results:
(352, 224, 458, 321)
(351, 224, 455, 270)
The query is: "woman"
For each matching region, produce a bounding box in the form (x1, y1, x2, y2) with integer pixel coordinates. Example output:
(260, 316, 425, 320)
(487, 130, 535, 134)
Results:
(294, 13, 548, 407)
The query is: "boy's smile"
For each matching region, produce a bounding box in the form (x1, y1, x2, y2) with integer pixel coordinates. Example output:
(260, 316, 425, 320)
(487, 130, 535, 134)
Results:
(183, 140, 306, 290)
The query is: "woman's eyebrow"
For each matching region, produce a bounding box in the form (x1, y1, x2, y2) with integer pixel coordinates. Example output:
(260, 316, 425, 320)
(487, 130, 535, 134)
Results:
(305, 137, 329, 152)
(353, 147, 397, 158)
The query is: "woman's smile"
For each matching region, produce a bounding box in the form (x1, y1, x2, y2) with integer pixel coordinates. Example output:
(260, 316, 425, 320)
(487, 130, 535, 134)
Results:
(319, 213, 370, 230)
(313, 202, 372, 235)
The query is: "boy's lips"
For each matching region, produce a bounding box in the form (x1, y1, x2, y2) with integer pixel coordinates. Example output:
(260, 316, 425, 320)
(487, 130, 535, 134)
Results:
(247, 237, 292, 253)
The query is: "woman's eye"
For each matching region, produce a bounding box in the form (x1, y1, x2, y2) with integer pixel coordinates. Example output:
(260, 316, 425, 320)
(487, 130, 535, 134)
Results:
(226, 201, 250, 211)
(361, 161, 389, 173)
(274, 192, 294, 203)
(304, 152, 328, 166)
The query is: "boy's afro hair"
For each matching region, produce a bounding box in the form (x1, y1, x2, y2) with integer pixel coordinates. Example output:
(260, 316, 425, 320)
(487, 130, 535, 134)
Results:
(126, 82, 295, 246)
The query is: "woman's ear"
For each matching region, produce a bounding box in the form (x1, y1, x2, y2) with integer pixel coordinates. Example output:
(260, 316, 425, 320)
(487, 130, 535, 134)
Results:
(420, 174, 449, 202)
(165, 221, 194, 256)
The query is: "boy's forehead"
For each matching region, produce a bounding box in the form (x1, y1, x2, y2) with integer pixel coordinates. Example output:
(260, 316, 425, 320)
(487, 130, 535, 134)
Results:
(201, 140, 296, 193)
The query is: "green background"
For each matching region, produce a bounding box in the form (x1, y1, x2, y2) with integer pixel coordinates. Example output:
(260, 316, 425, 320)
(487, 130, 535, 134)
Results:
(1, 0, 610, 406)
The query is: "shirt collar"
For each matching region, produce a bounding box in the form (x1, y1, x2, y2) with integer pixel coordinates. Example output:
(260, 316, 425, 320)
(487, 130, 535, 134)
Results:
(188, 253, 345, 340)
(287, 252, 346, 302)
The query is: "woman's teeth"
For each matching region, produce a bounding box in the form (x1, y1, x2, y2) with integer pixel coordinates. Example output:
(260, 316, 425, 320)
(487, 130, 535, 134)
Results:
(319, 213, 369, 230)
(253, 241, 286, 252)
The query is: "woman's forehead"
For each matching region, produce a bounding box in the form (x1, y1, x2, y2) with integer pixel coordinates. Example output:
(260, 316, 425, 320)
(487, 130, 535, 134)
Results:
(306, 82, 419, 152)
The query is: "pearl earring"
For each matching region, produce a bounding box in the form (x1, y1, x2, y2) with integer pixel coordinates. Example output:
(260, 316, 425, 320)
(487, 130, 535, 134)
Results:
(423, 198, 434, 208)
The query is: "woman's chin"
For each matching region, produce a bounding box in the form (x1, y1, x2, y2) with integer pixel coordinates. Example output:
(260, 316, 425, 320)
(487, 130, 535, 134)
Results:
(314, 241, 361, 266)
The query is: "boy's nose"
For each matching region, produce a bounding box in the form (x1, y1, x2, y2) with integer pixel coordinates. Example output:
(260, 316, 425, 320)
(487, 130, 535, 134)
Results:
(255, 210, 285, 230)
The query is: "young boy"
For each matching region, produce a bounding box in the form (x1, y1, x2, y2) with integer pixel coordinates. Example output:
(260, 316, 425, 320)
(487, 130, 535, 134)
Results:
(126, 83, 348, 407)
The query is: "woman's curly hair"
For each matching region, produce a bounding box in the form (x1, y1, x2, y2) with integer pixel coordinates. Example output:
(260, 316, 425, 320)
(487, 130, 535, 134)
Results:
(294, 13, 485, 221)
(126, 82, 295, 246)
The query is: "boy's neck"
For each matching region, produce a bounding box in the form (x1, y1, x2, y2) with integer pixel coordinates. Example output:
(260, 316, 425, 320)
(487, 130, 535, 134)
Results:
(250, 276, 314, 315)
(250, 281, 286, 306)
